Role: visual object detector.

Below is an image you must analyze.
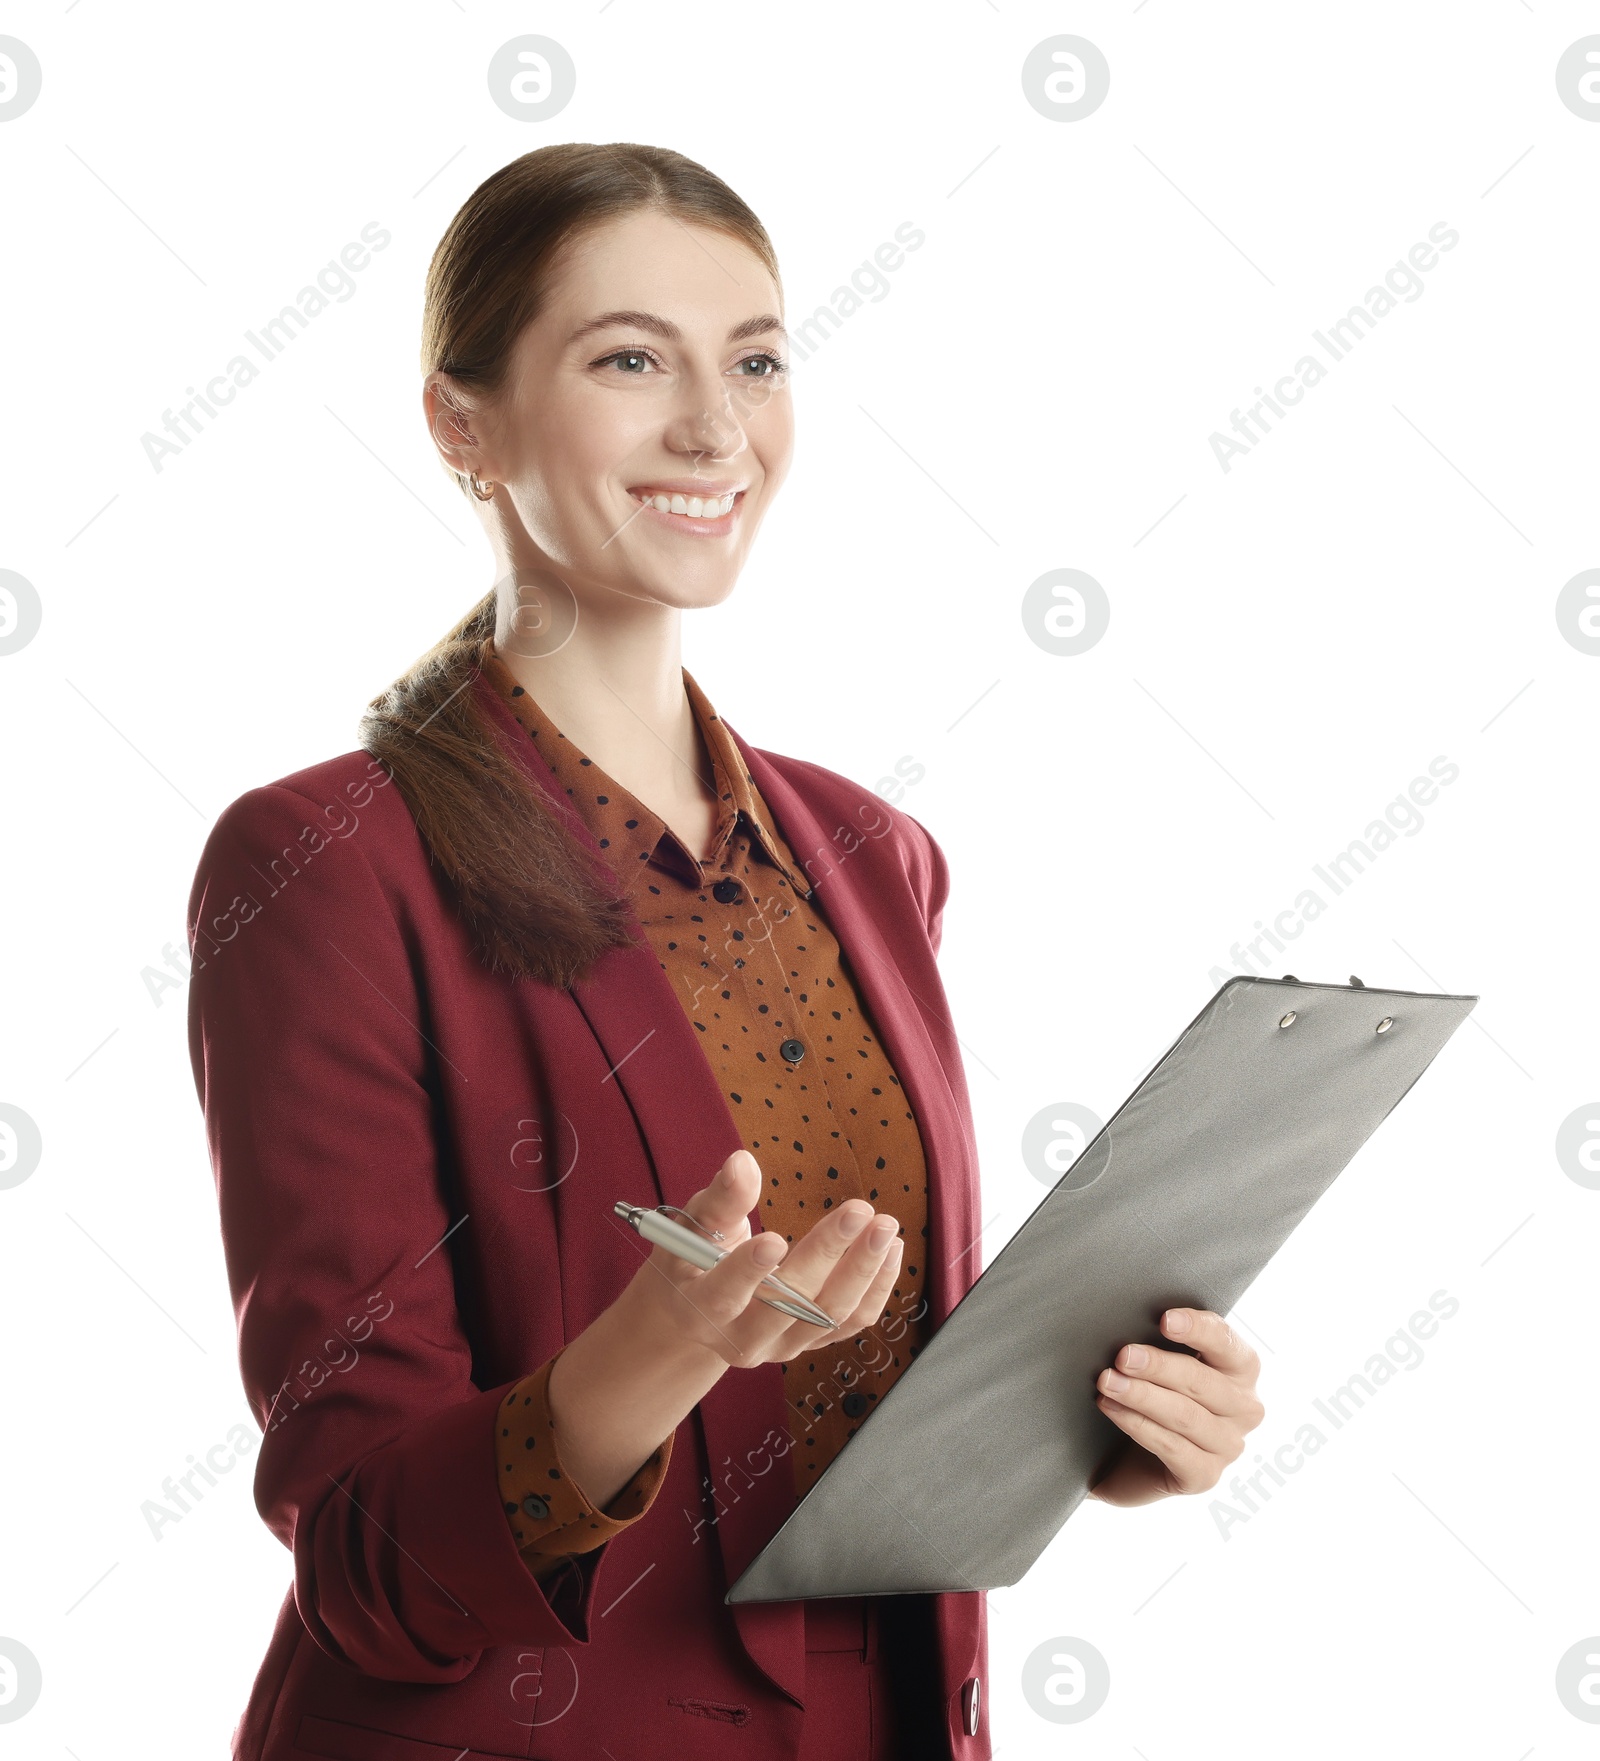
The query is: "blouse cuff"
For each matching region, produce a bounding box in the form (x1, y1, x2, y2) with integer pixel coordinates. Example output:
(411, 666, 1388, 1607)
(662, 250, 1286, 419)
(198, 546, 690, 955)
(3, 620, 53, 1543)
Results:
(496, 1349, 675, 1573)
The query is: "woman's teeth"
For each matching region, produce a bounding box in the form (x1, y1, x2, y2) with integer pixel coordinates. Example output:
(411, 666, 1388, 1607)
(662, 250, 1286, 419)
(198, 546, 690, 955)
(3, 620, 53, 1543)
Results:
(632, 490, 738, 518)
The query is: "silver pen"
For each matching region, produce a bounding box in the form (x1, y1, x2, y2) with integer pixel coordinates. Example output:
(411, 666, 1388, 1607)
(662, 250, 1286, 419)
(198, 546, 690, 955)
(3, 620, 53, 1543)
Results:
(613, 1201, 838, 1329)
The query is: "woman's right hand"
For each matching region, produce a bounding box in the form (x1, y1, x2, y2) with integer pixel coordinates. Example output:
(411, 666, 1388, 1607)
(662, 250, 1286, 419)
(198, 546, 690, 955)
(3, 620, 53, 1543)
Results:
(622, 1148, 905, 1372)
(544, 1149, 902, 1511)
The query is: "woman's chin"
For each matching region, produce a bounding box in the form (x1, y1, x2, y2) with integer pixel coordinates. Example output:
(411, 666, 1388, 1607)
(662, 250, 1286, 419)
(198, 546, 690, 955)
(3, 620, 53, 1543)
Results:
(594, 564, 744, 614)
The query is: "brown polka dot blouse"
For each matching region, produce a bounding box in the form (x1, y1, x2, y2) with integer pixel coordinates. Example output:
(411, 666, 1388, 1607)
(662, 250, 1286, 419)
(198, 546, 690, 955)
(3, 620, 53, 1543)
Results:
(479, 637, 933, 1577)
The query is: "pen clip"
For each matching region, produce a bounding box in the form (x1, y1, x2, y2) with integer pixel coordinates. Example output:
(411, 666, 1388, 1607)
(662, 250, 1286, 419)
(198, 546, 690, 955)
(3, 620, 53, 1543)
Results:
(655, 1203, 724, 1243)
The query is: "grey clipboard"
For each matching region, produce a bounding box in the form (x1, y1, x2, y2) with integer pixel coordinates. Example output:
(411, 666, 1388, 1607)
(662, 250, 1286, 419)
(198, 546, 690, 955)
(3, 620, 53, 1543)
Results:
(726, 973, 1476, 1603)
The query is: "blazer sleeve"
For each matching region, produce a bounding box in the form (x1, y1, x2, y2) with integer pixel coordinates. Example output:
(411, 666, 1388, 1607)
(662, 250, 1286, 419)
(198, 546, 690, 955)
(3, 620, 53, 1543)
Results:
(186, 781, 621, 1681)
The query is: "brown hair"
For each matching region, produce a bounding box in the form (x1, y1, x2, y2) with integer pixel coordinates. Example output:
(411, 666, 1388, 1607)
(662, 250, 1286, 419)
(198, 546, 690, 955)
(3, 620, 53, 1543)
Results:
(359, 143, 780, 988)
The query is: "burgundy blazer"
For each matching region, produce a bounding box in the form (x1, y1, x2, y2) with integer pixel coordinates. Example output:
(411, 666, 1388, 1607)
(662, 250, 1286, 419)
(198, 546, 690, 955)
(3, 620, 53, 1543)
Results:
(186, 666, 989, 1761)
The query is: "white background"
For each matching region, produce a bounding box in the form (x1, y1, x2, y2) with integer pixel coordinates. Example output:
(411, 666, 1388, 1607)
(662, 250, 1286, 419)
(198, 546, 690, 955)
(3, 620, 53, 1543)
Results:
(2, 3, 1596, 1755)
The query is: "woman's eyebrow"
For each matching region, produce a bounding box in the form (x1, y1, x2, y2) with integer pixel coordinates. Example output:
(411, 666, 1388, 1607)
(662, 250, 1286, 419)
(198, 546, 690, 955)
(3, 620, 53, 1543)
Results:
(568, 309, 786, 346)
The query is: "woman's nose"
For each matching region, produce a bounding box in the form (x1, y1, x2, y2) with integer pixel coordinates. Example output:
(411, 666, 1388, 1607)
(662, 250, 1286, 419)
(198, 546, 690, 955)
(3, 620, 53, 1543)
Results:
(668, 399, 748, 464)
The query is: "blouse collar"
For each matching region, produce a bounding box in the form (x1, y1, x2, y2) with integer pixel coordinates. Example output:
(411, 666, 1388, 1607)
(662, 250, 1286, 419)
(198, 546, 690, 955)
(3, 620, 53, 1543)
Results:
(476, 636, 810, 896)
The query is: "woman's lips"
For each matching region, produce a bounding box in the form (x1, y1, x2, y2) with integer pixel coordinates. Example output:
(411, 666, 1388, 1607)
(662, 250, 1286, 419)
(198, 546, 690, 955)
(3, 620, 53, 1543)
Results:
(627, 488, 745, 537)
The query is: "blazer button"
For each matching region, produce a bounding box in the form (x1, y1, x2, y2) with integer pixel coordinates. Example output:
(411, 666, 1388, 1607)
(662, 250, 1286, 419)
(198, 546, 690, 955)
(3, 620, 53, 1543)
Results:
(712, 877, 741, 903)
(962, 1675, 982, 1736)
(779, 1038, 806, 1063)
(841, 1391, 868, 1417)
(521, 1494, 550, 1520)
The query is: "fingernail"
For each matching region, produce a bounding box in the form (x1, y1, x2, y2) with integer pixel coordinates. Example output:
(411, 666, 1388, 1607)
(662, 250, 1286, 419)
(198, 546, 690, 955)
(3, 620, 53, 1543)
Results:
(1122, 1344, 1147, 1370)
(751, 1234, 785, 1265)
(717, 1160, 735, 1188)
(1102, 1369, 1129, 1393)
(868, 1218, 898, 1249)
(1165, 1310, 1190, 1334)
(837, 1207, 871, 1240)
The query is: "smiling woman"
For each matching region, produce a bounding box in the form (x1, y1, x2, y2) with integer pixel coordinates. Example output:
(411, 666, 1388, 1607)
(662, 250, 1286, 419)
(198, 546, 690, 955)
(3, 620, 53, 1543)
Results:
(185, 140, 1261, 1761)
(188, 141, 971, 1761)
(348, 149, 804, 987)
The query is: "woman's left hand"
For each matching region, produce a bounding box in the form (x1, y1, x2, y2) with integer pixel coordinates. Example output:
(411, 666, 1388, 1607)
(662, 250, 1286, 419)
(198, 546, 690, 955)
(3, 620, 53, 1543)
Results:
(1086, 1308, 1265, 1507)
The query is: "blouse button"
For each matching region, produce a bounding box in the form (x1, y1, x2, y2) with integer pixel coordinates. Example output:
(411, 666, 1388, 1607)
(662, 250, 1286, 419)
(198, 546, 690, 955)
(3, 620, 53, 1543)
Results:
(841, 1392, 868, 1417)
(780, 1038, 806, 1064)
(712, 877, 741, 903)
(521, 1494, 550, 1520)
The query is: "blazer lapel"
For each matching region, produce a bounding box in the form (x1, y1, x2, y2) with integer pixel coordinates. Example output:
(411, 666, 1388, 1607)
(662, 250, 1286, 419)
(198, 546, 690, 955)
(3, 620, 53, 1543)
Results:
(472, 673, 808, 1704)
(735, 729, 989, 1700)
(731, 731, 978, 1334)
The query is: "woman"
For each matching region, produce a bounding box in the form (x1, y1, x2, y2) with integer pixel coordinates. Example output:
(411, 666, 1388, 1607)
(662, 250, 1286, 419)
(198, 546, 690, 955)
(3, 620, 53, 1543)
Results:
(185, 142, 1265, 1761)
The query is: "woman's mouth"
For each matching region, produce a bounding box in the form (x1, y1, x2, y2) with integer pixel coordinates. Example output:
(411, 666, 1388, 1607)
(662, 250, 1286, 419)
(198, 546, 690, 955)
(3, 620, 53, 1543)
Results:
(626, 484, 746, 536)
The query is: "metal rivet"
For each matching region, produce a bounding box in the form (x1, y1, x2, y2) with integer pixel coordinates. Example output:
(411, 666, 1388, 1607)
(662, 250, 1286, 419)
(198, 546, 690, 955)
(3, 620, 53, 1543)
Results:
(1376, 1017, 1393, 1033)
(1279, 1012, 1297, 1028)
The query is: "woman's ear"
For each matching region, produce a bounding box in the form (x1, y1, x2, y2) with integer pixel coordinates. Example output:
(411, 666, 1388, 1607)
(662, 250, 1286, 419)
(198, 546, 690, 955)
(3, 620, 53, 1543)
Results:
(422, 371, 492, 479)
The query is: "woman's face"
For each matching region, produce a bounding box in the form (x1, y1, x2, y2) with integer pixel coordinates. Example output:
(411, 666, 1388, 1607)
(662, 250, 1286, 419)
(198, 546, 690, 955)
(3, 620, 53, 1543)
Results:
(432, 207, 793, 616)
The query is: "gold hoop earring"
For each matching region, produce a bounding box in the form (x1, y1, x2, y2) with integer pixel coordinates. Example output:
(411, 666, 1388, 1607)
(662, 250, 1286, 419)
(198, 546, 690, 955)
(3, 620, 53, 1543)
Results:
(469, 472, 496, 502)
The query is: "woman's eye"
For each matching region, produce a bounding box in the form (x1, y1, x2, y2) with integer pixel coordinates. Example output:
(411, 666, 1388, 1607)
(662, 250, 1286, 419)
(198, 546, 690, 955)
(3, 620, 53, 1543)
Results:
(596, 348, 658, 374)
(735, 352, 789, 379)
(593, 347, 789, 379)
